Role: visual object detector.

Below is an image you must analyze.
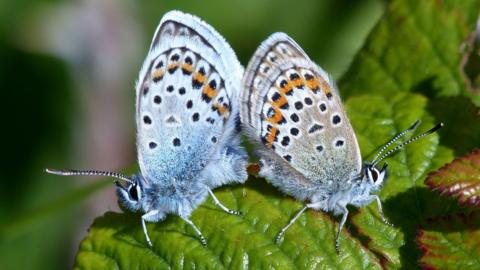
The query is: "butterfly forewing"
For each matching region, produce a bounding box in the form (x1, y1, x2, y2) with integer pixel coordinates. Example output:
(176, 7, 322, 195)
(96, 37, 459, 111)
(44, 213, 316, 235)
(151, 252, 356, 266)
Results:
(136, 12, 243, 183)
(241, 33, 362, 189)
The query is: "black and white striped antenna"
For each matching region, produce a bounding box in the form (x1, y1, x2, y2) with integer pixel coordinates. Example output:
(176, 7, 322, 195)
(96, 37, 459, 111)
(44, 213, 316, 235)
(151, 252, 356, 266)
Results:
(45, 168, 133, 184)
(371, 121, 444, 166)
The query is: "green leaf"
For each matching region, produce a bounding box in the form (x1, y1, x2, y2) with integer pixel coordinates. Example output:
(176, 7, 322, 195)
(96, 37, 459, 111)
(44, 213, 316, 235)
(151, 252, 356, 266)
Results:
(426, 149, 480, 207)
(74, 179, 382, 269)
(73, 0, 480, 268)
(417, 211, 480, 270)
(339, 0, 480, 103)
(346, 92, 454, 269)
(338, 0, 480, 268)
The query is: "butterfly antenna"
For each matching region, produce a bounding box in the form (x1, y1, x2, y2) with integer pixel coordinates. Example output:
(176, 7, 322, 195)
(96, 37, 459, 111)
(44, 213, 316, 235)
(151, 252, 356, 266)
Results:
(372, 122, 444, 166)
(371, 120, 421, 164)
(45, 168, 133, 184)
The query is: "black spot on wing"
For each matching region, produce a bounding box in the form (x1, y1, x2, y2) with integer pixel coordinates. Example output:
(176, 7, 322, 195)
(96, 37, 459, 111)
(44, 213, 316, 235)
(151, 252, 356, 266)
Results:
(294, 102, 303, 110)
(206, 117, 215, 125)
(143, 116, 152, 125)
(308, 124, 323, 134)
(290, 113, 299, 122)
(173, 138, 181, 146)
(332, 115, 341, 125)
(290, 128, 299, 136)
(281, 136, 290, 146)
(319, 103, 327, 112)
(192, 113, 200, 122)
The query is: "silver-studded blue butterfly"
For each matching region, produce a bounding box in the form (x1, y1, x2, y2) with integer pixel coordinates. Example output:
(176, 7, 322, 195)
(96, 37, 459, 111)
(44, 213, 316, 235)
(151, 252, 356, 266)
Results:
(47, 10, 248, 247)
(240, 33, 443, 252)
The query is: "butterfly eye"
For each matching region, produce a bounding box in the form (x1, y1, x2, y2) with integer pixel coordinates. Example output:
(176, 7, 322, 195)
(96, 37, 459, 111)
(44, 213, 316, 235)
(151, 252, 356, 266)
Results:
(369, 168, 379, 182)
(128, 184, 139, 201)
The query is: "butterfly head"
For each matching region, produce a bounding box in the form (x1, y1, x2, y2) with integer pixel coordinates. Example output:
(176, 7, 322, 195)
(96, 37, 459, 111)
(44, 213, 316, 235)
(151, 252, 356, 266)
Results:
(364, 162, 388, 192)
(44, 168, 147, 212)
(115, 174, 145, 212)
(358, 121, 443, 195)
(345, 162, 388, 208)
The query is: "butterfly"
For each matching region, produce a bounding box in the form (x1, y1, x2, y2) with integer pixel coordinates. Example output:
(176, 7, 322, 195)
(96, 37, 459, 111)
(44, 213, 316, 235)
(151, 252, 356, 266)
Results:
(46, 10, 248, 247)
(240, 32, 443, 252)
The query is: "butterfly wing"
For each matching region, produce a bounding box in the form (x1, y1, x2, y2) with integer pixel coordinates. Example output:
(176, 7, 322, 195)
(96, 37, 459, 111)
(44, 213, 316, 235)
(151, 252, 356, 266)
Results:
(136, 11, 245, 185)
(241, 33, 362, 199)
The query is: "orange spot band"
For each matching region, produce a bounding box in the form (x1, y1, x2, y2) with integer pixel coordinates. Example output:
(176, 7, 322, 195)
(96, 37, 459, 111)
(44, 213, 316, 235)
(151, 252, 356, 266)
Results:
(266, 127, 278, 147)
(193, 72, 206, 84)
(267, 108, 284, 124)
(306, 78, 320, 91)
(168, 63, 178, 70)
(152, 69, 164, 80)
(291, 78, 304, 88)
(182, 63, 193, 73)
(214, 103, 229, 116)
(280, 83, 293, 94)
(272, 95, 288, 109)
(321, 82, 332, 96)
(203, 85, 217, 99)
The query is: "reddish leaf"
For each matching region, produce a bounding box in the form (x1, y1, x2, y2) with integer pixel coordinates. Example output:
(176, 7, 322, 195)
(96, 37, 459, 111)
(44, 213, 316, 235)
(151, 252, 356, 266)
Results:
(426, 149, 480, 207)
(417, 211, 480, 270)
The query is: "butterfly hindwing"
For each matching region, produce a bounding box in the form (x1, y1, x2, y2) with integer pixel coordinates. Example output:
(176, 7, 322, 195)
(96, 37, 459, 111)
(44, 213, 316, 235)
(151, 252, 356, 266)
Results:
(241, 33, 362, 195)
(136, 11, 246, 186)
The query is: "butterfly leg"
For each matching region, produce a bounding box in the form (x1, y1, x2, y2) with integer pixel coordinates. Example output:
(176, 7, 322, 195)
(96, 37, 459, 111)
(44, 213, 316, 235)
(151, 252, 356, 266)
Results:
(181, 216, 207, 247)
(335, 205, 349, 253)
(275, 205, 308, 243)
(207, 188, 241, 215)
(141, 210, 161, 247)
(370, 195, 392, 226)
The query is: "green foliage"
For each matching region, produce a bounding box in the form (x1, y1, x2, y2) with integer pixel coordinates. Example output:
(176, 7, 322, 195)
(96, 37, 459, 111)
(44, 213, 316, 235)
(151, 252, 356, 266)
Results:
(0, 38, 76, 270)
(346, 93, 454, 268)
(0, 178, 111, 241)
(340, 0, 480, 103)
(73, 0, 480, 269)
(338, 0, 480, 268)
(74, 181, 382, 270)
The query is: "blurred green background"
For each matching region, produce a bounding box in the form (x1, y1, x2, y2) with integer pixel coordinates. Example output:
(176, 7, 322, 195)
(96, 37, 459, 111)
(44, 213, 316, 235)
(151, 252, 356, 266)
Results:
(0, 0, 385, 269)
